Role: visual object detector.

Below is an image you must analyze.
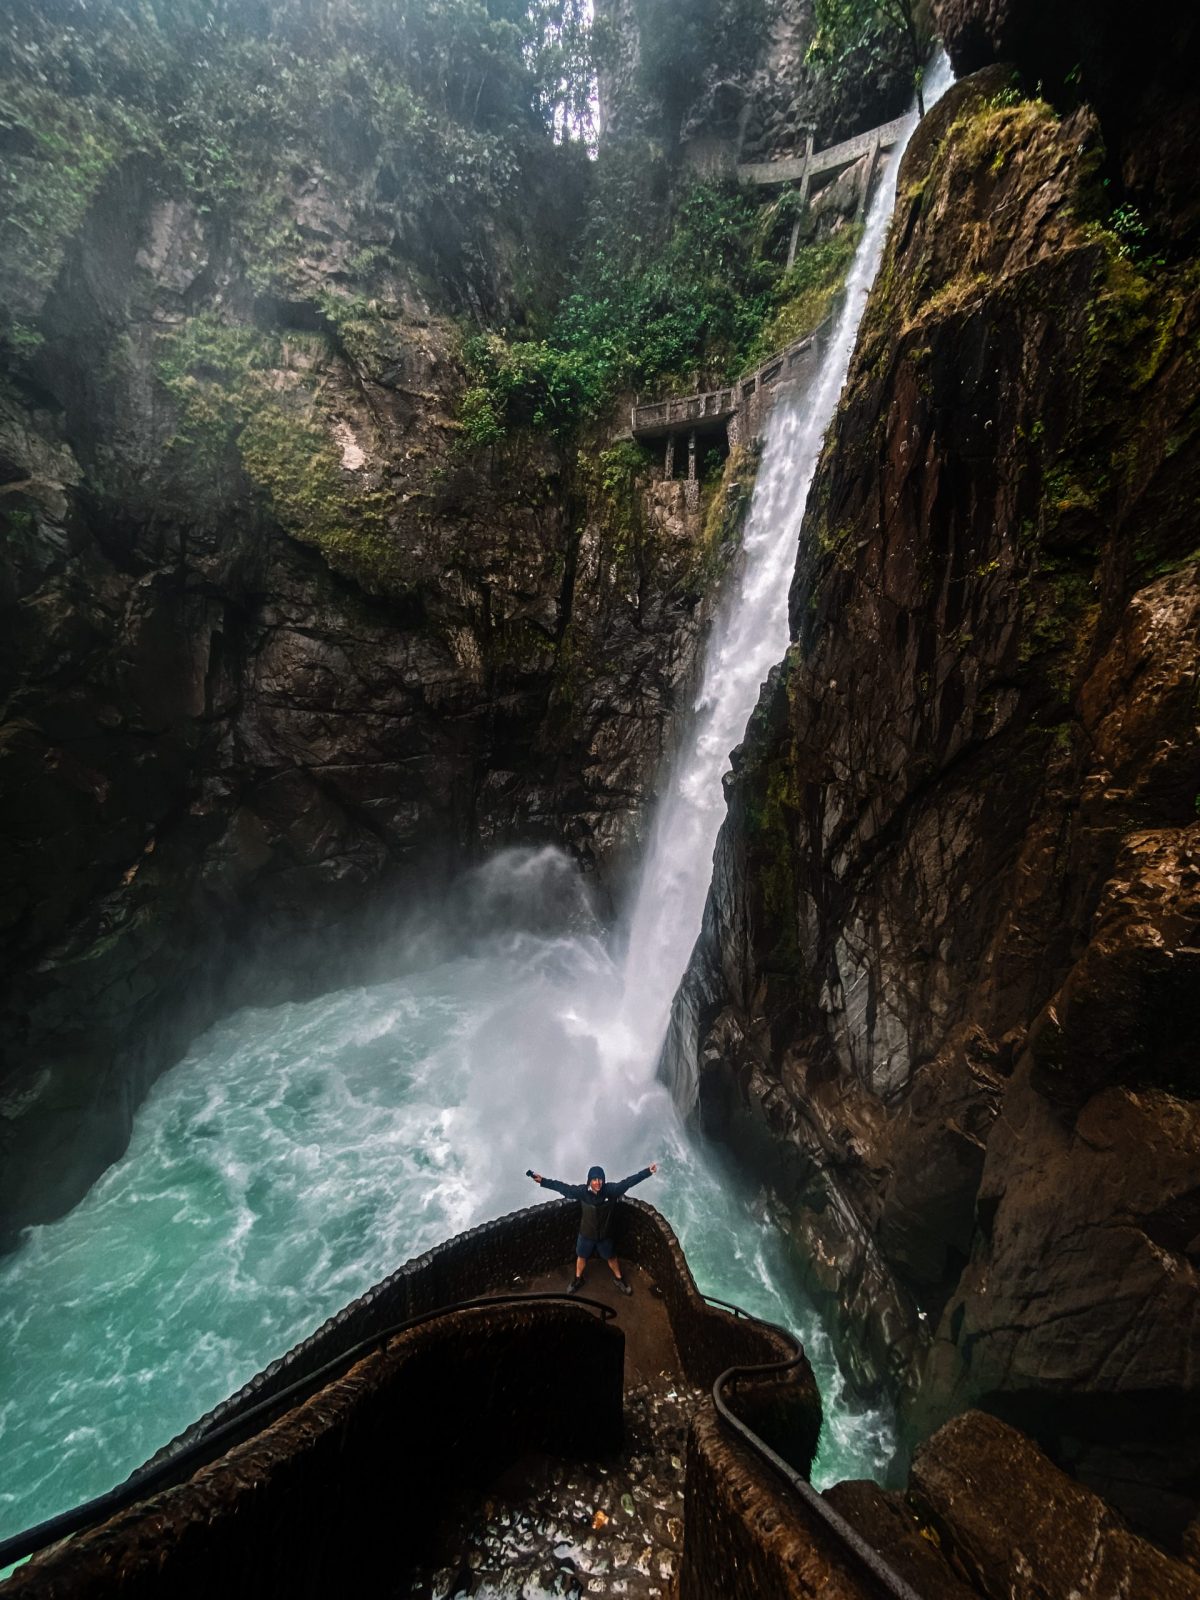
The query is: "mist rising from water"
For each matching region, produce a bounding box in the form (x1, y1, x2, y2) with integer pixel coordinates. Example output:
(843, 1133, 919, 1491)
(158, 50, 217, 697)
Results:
(0, 855, 892, 1553)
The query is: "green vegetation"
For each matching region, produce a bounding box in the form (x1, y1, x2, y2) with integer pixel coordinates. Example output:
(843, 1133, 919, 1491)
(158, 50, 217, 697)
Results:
(576, 440, 653, 565)
(808, 0, 930, 114)
(3, 0, 867, 460)
(747, 230, 861, 363)
(157, 313, 402, 593)
(1106, 201, 1164, 268)
(465, 148, 861, 443)
(460, 334, 602, 443)
(239, 403, 400, 590)
(0, 0, 881, 602)
(0, 0, 594, 329)
(952, 89, 1200, 658)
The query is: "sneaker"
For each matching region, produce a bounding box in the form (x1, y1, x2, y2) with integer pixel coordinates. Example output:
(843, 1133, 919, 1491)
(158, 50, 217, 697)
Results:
(615, 1278, 633, 1297)
(566, 1276, 583, 1294)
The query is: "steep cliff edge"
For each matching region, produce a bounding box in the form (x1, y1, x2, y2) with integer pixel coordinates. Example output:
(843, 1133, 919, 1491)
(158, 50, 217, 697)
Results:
(665, 56, 1200, 1548)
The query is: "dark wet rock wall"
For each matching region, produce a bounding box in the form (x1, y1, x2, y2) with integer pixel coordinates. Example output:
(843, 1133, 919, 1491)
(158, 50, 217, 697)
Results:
(0, 138, 725, 1241)
(829, 1411, 1200, 1600)
(595, 0, 910, 155)
(934, 0, 1200, 243)
(664, 56, 1200, 1547)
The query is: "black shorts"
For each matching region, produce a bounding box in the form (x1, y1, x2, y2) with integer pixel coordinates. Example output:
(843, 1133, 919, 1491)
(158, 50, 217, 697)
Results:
(575, 1233, 615, 1260)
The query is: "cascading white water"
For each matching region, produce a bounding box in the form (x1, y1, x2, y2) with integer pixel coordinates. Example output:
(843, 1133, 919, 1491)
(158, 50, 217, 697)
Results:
(0, 59, 952, 1566)
(615, 48, 954, 1063)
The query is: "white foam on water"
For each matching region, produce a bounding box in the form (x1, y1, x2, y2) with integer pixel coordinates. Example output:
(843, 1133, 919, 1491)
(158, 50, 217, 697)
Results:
(0, 56, 954, 1556)
(0, 860, 895, 1550)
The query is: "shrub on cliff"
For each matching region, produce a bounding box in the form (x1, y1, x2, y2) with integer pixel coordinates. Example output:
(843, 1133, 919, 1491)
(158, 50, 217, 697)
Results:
(464, 157, 861, 442)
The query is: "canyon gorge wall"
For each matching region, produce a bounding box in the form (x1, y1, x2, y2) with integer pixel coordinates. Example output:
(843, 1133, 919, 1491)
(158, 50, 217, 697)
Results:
(664, 1, 1200, 1554)
(0, 0, 886, 1242)
(0, 10, 733, 1241)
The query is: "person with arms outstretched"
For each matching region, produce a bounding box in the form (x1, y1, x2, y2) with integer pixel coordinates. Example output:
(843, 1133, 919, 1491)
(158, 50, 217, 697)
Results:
(529, 1162, 657, 1295)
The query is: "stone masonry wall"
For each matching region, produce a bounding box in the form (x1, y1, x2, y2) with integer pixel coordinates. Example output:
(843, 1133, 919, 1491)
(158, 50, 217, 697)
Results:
(5, 1302, 625, 1599)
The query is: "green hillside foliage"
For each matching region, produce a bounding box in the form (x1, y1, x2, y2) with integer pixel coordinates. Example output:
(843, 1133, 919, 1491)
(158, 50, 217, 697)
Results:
(0, 0, 592, 321)
(463, 147, 860, 442)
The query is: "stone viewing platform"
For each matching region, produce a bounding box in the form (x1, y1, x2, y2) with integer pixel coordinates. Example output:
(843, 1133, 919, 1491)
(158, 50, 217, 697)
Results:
(5, 1201, 1199, 1600)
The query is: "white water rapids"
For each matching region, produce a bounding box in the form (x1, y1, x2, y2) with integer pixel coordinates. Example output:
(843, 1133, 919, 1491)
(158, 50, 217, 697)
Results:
(0, 57, 952, 1562)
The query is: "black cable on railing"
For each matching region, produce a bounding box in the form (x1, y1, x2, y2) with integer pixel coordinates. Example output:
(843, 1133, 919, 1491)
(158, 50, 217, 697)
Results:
(700, 1291, 752, 1319)
(0, 1291, 616, 1576)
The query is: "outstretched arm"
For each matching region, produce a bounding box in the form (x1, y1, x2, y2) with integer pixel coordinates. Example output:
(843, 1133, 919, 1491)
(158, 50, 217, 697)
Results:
(611, 1162, 658, 1196)
(529, 1172, 587, 1200)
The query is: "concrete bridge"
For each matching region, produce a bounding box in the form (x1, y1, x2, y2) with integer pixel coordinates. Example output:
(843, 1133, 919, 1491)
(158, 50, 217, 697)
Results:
(737, 111, 910, 201)
(629, 323, 828, 505)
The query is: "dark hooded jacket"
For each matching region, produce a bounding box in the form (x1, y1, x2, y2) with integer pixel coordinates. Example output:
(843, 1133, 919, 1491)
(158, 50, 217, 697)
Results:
(539, 1167, 653, 1241)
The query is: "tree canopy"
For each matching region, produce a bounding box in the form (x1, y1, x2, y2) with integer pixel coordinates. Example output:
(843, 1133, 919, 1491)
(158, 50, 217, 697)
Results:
(0, 0, 597, 141)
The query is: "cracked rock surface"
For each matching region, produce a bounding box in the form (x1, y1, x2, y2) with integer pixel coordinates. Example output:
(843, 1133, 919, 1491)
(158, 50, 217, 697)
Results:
(662, 58, 1200, 1550)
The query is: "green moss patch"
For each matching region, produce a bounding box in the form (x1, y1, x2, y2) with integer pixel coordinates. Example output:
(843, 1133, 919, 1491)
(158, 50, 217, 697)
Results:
(158, 313, 405, 595)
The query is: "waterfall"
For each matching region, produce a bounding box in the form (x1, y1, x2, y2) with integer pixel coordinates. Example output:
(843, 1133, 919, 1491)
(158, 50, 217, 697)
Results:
(612, 51, 955, 1083)
(0, 58, 954, 1554)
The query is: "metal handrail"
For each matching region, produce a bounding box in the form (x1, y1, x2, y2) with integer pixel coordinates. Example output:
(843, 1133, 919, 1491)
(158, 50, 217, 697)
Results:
(3, 1277, 924, 1596)
(0, 1291, 616, 1575)
(700, 1292, 923, 1600)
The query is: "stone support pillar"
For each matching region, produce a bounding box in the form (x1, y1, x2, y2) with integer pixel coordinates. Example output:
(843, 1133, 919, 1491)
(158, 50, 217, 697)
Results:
(798, 126, 816, 206)
(857, 132, 882, 223)
(664, 433, 676, 481)
(684, 430, 700, 510)
(786, 216, 802, 271)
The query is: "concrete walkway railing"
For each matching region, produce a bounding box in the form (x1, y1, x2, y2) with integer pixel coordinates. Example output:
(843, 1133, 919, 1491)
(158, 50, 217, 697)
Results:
(738, 111, 909, 194)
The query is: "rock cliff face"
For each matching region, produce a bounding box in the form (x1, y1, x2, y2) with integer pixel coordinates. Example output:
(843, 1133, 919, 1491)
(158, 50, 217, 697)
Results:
(0, 139, 723, 1241)
(830, 1410, 1200, 1600)
(595, 0, 908, 155)
(935, 0, 1200, 243)
(664, 51, 1200, 1548)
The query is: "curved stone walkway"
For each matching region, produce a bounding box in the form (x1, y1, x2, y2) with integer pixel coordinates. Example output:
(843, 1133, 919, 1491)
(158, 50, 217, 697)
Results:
(404, 1262, 704, 1599)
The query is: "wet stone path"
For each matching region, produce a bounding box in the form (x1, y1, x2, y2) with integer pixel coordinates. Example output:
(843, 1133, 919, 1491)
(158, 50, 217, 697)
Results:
(403, 1264, 707, 1599)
